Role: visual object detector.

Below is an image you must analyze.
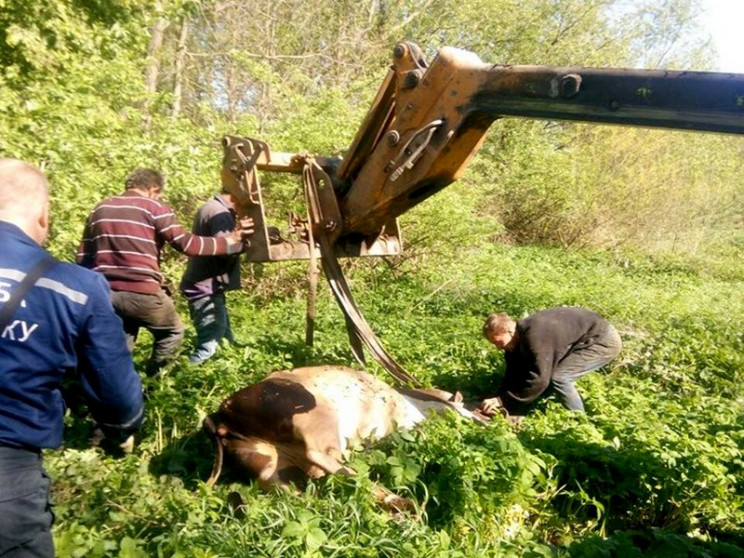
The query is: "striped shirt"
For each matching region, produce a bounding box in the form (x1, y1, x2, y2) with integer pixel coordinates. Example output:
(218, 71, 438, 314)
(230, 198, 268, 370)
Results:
(77, 190, 237, 294)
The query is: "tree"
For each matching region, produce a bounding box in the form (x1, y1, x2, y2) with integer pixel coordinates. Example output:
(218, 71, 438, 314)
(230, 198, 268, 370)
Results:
(143, 0, 171, 129)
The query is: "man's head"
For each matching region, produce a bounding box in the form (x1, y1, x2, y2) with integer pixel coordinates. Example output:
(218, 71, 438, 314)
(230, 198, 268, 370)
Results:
(483, 312, 518, 350)
(220, 186, 235, 207)
(0, 158, 50, 245)
(125, 168, 164, 199)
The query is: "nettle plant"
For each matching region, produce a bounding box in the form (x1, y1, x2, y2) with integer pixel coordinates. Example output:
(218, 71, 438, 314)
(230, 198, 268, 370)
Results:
(357, 414, 549, 534)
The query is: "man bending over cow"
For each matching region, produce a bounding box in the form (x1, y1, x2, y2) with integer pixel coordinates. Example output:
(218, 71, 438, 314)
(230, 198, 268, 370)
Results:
(479, 307, 622, 419)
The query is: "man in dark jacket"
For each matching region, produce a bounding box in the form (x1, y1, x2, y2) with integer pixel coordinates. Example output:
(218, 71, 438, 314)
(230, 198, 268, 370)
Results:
(179, 190, 243, 363)
(479, 307, 622, 418)
(0, 159, 144, 557)
(76, 168, 252, 376)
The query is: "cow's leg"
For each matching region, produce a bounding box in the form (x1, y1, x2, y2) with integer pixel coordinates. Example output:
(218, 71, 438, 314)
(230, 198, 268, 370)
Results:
(291, 405, 355, 475)
(372, 485, 415, 515)
(305, 449, 355, 476)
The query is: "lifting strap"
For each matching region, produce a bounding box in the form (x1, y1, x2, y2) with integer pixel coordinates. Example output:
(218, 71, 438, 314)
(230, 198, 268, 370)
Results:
(0, 254, 58, 331)
(302, 160, 422, 388)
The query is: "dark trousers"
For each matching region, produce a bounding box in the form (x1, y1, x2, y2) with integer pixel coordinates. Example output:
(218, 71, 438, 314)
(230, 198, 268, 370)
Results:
(0, 447, 54, 558)
(111, 289, 185, 376)
(550, 325, 622, 411)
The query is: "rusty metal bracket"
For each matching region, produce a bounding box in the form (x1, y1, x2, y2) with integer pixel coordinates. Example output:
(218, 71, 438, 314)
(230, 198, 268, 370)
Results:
(232, 139, 267, 205)
(222, 135, 402, 263)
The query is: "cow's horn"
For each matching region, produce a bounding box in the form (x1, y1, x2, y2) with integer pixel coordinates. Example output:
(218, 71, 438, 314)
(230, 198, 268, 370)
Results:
(203, 415, 224, 487)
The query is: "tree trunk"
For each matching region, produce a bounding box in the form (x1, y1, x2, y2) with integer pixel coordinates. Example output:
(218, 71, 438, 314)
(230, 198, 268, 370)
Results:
(142, 1, 169, 130)
(171, 18, 189, 118)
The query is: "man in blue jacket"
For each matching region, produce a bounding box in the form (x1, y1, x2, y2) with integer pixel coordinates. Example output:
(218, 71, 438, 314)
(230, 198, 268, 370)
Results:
(0, 159, 144, 557)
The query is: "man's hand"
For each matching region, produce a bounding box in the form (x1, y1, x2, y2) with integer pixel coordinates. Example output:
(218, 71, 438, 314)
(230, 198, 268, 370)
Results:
(119, 435, 135, 454)
(506, 415, 524, 428)
(479, 397, 524, 428)
(237, 216, 255, 241)
(90, 426, 136, 456)
(226, 217, 255, 253)
(478, 397, 506, 417)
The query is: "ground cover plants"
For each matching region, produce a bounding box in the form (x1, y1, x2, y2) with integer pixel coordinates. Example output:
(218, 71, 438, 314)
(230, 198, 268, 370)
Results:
(46, 238, 744, 557)
(3, 1, 744, 555)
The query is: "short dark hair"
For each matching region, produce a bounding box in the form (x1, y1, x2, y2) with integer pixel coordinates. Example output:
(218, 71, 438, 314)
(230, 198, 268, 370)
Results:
(125, 168, 164, 191)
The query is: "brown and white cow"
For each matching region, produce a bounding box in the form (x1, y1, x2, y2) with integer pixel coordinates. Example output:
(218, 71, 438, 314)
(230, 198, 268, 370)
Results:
(203, 365, 484, 495)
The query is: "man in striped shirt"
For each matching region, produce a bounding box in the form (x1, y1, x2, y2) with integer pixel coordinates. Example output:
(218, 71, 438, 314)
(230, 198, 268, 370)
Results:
(77, 168, 251, 376)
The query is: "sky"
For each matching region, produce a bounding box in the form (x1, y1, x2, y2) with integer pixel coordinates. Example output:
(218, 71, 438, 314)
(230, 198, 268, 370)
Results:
(700, 0, 744, 73)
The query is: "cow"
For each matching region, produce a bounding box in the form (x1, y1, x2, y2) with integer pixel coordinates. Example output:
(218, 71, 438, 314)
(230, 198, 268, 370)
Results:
(203, 365, 485, 506)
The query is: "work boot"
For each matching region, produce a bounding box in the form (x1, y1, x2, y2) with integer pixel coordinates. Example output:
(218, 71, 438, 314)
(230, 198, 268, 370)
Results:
(89, 425, 136, 455)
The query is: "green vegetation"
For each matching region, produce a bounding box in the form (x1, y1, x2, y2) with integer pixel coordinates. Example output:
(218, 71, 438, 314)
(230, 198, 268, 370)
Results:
(2, 0, 743, 556)
(47, 244, 744, 557)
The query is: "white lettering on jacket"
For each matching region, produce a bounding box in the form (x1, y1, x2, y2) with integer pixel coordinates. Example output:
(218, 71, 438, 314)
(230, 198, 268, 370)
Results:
(0, 281, 27, 308)
(1, 320, 39, 342)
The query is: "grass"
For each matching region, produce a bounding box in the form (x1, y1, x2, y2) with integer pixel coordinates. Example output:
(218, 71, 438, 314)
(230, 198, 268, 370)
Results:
(47, 241, 744, 557)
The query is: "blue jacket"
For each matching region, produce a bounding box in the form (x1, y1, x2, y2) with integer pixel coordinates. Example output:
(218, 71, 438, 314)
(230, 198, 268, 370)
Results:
(0, 221, 144, 450)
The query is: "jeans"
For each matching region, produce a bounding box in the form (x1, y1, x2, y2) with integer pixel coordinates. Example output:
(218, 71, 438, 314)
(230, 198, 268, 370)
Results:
(0, 447, 54, 558)
(187, 292, 235, 363)
(111, 289, 185, 376)
(550, 325, 622, 411)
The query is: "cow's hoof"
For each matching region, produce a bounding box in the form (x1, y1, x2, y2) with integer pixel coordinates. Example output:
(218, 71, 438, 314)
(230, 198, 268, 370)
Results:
(381, 493, 415, 515)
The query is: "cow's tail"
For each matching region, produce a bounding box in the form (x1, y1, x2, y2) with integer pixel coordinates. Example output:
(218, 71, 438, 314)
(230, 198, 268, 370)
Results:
(203, 415, 224, 487)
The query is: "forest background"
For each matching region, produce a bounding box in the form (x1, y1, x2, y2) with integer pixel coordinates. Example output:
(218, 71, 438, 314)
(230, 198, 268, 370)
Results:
(1, 0, 743, 556)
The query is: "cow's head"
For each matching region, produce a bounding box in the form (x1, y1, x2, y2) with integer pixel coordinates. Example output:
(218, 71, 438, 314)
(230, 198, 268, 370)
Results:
(203, 410, 348, 490)
(204, 414, 332, 489)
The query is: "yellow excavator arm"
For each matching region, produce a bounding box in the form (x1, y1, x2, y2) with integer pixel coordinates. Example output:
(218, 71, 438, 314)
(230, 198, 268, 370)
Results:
(220, 42, 744, 384)
(223, 41, 744, 263)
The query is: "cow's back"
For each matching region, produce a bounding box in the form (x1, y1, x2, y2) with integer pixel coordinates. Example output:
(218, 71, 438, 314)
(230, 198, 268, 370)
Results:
(267, 366, 425, 453)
